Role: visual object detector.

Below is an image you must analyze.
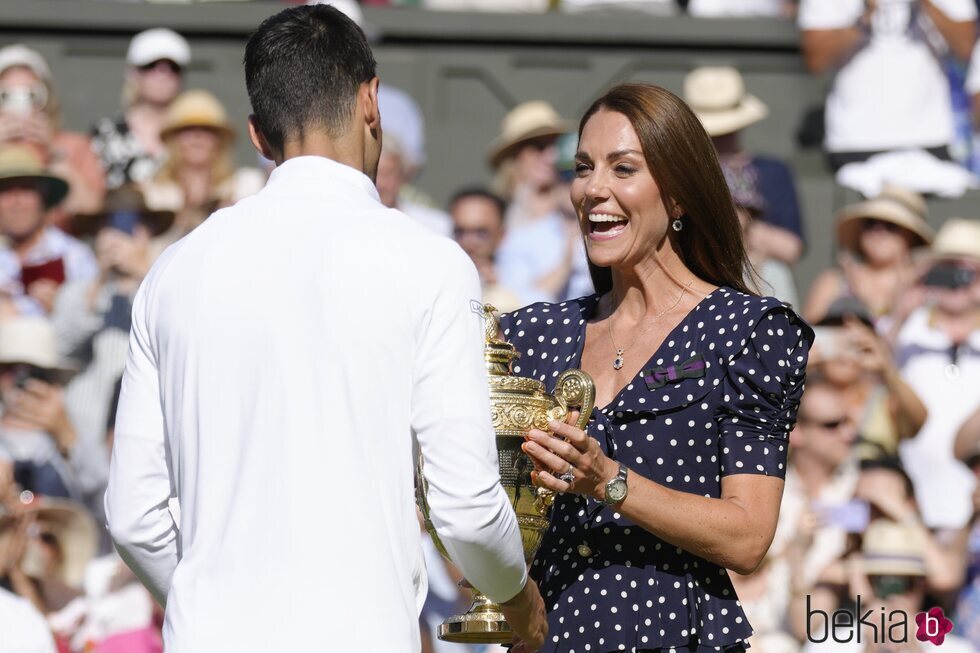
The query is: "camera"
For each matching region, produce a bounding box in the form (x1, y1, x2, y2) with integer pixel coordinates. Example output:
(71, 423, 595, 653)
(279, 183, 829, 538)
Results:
(922, 262, 977, 290)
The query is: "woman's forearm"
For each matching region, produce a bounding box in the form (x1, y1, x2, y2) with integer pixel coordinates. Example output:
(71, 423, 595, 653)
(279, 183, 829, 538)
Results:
(921, 0, 977, 61)
(614, 471, 784, 575)
(881, 366, 928, 440)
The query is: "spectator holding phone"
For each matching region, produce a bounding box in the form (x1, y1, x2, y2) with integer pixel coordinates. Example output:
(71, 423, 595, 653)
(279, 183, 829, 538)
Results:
(810, 298, 928, 462)
(0, 317, 79, 500)
(51, 187, 173, 513)
(0, 146, 97, 317)
(895, 218, 980, 531)
(0, 44, 105, 223)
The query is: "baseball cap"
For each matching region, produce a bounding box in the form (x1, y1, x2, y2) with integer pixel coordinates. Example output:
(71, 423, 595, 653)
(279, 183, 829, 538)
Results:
(0, 44, 52, 82)
(126, 28, 191, 68)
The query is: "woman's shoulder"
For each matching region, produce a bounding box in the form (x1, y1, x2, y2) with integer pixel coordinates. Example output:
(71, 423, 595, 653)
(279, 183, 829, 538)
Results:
(697, 287, 813, 360)
(499, 295, 598, 335)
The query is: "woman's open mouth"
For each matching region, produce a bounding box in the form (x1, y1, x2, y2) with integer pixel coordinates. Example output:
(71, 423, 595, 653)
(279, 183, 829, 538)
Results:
(588, 212, 629, 240)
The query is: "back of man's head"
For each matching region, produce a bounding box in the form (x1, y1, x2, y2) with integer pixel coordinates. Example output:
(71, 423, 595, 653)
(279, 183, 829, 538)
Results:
(244, 5, 377, 156)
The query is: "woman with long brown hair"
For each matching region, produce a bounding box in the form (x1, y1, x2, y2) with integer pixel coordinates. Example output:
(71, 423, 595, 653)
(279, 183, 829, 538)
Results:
(500, 83, 813, 653)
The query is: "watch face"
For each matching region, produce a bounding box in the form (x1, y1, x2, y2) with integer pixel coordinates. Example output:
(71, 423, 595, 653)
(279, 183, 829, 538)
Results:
(606, 479, 627, 503)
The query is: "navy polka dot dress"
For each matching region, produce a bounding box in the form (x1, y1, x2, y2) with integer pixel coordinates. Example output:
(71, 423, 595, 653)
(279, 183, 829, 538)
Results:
(499, 287, 813, 653)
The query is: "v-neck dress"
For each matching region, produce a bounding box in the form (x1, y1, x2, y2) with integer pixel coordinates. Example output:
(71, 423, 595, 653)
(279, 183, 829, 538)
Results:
(499, 287, 813, 653)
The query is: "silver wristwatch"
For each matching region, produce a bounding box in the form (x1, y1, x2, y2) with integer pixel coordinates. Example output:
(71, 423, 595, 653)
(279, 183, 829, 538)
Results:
(601, 463, 628, 505)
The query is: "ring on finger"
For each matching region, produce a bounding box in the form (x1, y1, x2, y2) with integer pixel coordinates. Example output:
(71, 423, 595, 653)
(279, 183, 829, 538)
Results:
(558, 464, 575, 485)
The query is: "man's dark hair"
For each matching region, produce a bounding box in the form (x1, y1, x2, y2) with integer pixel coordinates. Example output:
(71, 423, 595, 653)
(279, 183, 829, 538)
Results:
(244, 5, 377, 154)
(448, 187, 507, 224)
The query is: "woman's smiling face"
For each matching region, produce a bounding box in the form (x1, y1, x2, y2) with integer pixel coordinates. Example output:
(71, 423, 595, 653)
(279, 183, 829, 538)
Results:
(571, 108, 674, 272)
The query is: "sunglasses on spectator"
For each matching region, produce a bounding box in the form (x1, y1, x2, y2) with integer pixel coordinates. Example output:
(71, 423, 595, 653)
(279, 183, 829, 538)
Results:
(860, 218, 902, 233)
(453, 227, 494, 240)
(138, 59, 182, 75)
(522, 136, 558, 152)
(868, 574, 920, 598)
(801, 416, 849, 431)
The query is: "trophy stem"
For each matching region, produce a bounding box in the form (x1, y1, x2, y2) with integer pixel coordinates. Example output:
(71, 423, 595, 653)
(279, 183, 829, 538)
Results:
(437, 585, 513, 644)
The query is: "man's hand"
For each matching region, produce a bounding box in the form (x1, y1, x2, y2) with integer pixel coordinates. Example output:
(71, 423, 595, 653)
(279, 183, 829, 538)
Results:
(499, 578, 547, 653)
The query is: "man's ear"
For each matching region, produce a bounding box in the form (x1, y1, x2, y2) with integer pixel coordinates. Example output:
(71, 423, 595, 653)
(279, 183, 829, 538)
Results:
(363, 77, 381, 138)
(247, 115, 277, 163)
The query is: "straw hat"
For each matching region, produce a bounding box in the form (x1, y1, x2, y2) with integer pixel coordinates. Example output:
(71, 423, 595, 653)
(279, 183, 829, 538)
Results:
(72, 185, 174, 238)
(930, 218, 980, 262)
(0, 317, 78, 384)
(836, 184, 934, 254)
(0, 146, 68, 208)
(861, 519, 927, 576)
(0, 497, 98, 588)
(160, 90, 234, 142)
(487, 101, 573, 168)
(684, 66, 769, 137)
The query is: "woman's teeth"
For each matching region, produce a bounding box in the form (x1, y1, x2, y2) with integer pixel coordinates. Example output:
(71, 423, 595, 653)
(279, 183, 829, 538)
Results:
(589, 213, 628, 234)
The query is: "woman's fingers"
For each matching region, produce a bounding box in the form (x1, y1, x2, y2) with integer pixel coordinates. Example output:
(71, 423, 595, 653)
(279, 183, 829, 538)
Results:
(547, 418, 588, 445)
(522, 438, 572, 477)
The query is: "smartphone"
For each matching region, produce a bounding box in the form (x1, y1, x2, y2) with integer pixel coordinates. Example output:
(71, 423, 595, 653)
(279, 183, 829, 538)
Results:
(922, 262, 976, 290)
(19, 258, 65, 292)
(108, 210, 140, 235)
(815, 499, 870, 534)
(812, 326, 846, 359)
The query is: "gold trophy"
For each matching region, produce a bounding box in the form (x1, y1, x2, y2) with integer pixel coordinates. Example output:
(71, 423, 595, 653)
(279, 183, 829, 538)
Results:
(416, 304, 595, 644)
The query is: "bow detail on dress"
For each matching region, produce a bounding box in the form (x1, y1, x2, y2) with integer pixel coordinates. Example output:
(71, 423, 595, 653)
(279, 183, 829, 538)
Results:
(641, 354, 706, 390)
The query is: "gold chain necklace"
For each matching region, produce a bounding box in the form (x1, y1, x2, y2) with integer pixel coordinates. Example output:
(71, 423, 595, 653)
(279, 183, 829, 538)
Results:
(605, 282, 692, 370)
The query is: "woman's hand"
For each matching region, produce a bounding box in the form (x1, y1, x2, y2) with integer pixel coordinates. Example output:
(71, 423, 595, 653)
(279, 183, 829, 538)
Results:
(522, 410, 619, 500)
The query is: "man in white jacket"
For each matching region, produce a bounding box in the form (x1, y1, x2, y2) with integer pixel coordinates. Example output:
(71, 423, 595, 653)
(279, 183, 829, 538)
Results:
(104, 6, 545, 652)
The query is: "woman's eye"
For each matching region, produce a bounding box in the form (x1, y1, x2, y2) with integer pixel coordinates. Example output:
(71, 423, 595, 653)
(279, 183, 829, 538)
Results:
(574, 163, 590, 174)
(616, 165, 636, 175)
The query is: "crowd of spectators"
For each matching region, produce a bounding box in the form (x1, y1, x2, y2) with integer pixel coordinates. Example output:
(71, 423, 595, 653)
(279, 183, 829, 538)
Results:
(0, 1, 979, 652)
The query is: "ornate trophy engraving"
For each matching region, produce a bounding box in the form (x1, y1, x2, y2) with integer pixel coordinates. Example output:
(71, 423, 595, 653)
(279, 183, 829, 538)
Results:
(416, 304, 596, 644)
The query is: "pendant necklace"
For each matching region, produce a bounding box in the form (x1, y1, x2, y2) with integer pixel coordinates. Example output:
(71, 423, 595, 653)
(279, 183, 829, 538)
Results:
(606, 281, 692, 370)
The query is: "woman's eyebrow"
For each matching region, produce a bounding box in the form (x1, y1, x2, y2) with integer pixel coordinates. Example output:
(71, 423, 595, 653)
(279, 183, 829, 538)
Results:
(606, 149, 642, 160)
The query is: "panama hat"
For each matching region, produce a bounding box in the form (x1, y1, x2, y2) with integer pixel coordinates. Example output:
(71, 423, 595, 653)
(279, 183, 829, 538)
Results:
(930, 218, 980, 262)
(836, 184, 934, 254)
(487, 101, 573, 168)
(0, 146, 68, 209)
(72, 185, 174, 238)
(861, 519, 927, 576)
(160, 90, 234, 142)
(684, 66, 769, 137)
(0, 497, 98, 588)
(0, 317, 79, 384)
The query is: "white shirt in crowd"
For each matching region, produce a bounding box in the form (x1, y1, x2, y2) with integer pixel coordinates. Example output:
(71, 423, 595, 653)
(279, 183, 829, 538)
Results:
(688, 0, 786, 18)
(0, 587, 57, 653)
(798, 0, 977, 153)
(896, 307, 980, 530)
(105, 156, 527, 653)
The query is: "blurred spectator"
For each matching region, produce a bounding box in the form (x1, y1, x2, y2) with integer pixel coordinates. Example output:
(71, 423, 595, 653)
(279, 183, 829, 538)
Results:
(376, 135, 451, 237)
(0, 496, 98, 621)
(0, 146, 97, 317)
(0, 317, 80, 501)
(0, 45, 105, 223)
(777, 379, 860, 596)
(802, 519, 973, 652)
(489, 101, 583, 304)
(799, 0, 977, 174)
(684, 66, 805, 306)
(688, 0, 794, 17)
(90, 28, 190, 190)
(559, 0, 678, 14)
(448, 187, 521, 312)
(953, 415, 980, 648)
(895, 218, 980, 530)
(423, 0, 549, 10)
(810, 297, 928, 462)
(141, 90, 263, 248)
(0, 583, 57, 653)
(804, 185, 933, 324)
(378, 85, 426, 178)
(51, 186, 173, 514)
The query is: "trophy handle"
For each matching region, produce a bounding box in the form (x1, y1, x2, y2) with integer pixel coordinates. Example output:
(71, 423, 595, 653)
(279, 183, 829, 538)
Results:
(553, 369, 596, 431)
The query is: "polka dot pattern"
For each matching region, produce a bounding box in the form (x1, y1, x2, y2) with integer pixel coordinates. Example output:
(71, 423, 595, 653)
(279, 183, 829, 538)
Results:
(499, 287, 813, 653)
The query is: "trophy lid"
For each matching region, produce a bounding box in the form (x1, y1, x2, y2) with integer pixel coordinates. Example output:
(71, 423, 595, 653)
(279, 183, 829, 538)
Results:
(483, 304, 520, 375)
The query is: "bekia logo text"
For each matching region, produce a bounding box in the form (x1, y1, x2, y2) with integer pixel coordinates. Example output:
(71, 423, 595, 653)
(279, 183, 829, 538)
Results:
(807, 596, 954, 645)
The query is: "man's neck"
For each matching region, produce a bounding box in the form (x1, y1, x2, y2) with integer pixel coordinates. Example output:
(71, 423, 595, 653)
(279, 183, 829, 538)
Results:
(278, 134, 368, 179)
(12, 226, 46, 259)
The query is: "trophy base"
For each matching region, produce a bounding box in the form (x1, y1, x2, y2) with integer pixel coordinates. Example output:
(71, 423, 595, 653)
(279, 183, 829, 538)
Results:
(437, 590, 513, 644)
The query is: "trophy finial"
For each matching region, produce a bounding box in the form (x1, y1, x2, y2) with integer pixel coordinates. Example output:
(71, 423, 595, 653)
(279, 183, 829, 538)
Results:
(483, 303, 501, 343)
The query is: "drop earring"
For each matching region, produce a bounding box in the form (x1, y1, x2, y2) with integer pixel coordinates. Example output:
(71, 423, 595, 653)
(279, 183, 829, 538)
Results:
(671, 217, 683, 232)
